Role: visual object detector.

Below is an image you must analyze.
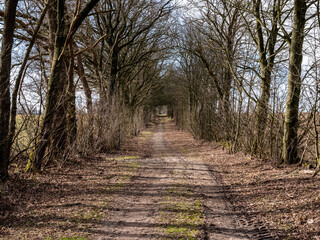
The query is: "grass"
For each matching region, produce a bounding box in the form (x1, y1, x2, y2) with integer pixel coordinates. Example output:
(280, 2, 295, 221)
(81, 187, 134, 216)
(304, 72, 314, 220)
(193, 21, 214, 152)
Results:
(129, 161, 141, 168)
(156, 114, 168, 117)
(105, 161, 141, 192)
(72, 207, 105, 224)
(142, 131, 153, 135)
(138, 130, 154, 140)
(160, 199, 203, 239)
(105, 156, 141, 161)
(159, 185, 204, 239)
(164, 117, 172, 123)
(14, 115, 41, 146)
(105, 182, 123, 192)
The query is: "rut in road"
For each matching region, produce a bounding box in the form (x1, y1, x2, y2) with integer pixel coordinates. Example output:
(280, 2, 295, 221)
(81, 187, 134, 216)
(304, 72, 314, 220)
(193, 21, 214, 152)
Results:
(96, 120, 261, 240)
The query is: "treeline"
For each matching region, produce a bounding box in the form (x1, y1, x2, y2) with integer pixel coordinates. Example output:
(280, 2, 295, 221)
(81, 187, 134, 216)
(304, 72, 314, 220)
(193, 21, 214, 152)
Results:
(168, 0, 320, 171)
(2, 0, 320, 182)
(0, 0, 175, 181)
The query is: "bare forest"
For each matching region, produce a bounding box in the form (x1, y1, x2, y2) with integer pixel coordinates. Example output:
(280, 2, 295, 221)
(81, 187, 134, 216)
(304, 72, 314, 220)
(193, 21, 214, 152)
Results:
(1, 0, 320, 239)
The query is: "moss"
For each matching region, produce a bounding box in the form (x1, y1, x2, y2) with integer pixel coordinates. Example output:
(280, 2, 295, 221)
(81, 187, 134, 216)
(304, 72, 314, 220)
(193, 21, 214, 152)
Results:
(72, 207, 105, 224)
(25, 146, 35, 172)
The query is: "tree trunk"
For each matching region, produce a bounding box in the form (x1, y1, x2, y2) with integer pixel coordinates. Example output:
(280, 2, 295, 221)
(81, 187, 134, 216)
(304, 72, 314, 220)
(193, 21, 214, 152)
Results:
(0, 0, 19, 182)
(30, 0, 101, 171)
(77, 54, 92, 113)
(223, 8, 238, 141)
(253, 69, 272, 155)
(252, 0, 277, 156)
(47, 0, 58, 61)
(282, 0, 306, 164)
(49, 61, 68, 160)
(32, 0, 67, 171)
(109, 47, 119, 100)
(66, 44, 77, 146)
(7, 2, 49, 167)
(222, 67, 232, 140)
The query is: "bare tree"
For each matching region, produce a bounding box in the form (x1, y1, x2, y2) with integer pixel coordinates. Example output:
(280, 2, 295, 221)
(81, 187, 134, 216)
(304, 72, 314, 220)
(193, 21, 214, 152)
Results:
(0, 0, 19, 182)
(30, 0, 101, 172)
(282, 0, 308, 164)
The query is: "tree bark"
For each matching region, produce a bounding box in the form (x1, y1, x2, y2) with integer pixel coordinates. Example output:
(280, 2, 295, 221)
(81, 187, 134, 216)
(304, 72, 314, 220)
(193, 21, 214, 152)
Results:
(77, 54, 92, 114)
(47, 0, 58, 61)
(32, 0, 67, 171)
(66, 44, 77, 146)
(252, 0, 278, 156)
(109, 47, 119, 101)
(282, 0, 306, 164)
(0, 0, 19, 182)
(222, 6, 239, 141)
(31, 0, 101, 171)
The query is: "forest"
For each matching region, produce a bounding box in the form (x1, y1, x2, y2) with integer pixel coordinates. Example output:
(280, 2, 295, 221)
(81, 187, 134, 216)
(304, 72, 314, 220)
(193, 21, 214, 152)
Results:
(0, 0, 320, 239)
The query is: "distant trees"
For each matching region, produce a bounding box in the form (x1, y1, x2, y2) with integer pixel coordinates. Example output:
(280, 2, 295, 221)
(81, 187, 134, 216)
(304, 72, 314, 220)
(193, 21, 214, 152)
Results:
(0, 0, 175, 180)
(169, 0, 320, 167)
(75, 0, 173, 151)
(196, 0, 241, 141)
(2, 0, 320, 180)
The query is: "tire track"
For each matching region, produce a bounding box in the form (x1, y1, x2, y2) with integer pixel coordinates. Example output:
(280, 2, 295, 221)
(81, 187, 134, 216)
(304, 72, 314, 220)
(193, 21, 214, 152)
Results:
(96, 119, 274, 239)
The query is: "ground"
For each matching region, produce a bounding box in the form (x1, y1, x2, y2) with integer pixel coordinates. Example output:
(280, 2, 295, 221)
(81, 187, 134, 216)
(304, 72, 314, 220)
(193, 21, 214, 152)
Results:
(0, 118, 319, 239)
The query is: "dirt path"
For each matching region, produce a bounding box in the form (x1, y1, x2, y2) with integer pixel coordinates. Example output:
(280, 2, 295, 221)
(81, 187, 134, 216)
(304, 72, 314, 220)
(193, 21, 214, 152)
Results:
(95, 120, 256, 240)
(2, 118, 319, 239)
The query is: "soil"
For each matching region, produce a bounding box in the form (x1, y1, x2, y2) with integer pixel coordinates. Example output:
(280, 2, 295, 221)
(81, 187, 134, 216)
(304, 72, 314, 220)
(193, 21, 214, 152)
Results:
(0, 118, 319, 239)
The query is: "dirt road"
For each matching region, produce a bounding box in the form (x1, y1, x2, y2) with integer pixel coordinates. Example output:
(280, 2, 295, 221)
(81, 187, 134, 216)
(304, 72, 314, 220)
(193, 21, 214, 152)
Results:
(96, 120, 265, 240)
(3, 118, 318, 239)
